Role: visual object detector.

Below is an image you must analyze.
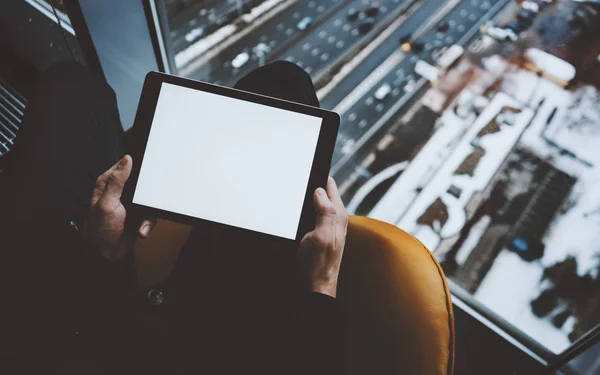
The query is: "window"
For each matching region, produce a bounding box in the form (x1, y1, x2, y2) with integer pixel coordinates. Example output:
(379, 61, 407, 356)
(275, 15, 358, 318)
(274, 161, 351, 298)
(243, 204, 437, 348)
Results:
(159, 0, 600, 359)
(0, 0, 83, 157)
(68, 0, 600, 364)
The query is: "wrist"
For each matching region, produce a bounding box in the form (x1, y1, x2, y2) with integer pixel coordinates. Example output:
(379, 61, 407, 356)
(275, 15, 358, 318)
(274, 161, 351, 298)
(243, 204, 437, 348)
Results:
(310, 279, 338, 298)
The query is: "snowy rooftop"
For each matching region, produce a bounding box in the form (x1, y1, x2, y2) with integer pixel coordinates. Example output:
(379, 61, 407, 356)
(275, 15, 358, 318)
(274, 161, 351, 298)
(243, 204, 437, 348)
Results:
(395, 92, 534, 250)
(369, 57, 600, 353)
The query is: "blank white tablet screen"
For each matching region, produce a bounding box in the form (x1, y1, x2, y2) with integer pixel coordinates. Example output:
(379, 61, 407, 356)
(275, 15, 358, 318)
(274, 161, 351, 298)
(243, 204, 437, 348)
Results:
(133, 82, 322, 240)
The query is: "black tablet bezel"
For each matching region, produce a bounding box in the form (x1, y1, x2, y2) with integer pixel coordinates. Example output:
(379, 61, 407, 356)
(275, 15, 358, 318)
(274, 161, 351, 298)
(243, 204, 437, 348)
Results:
(127, 71, 340, 247)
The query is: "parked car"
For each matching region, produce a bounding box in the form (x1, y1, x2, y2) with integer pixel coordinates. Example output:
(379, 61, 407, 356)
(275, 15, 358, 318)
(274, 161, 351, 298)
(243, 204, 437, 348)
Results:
(374, 83, 392, 100)
(346, 8, 360, 21)
(486, 26, 519, 42)
(517, 8, 536, 24)
(364, 4, 380, 17)
(184, 27, 204, 43)
(437, 20, 450, 32)
(297, 16, 313, 31)
(231, 52, 249, 68)
(399, 32, 412, 44)
(358, 18, 375, 34)
(505, 19, 529, 33)
(521, 1, 539, 13)
(411, 40, 425, 52)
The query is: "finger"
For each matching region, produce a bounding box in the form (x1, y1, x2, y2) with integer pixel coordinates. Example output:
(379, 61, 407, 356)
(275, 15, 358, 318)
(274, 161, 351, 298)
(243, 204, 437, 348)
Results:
(325, 177, 348, 238)
(325, 177, 345, 212)
(313, 187, 337, 230)
(138, 217, 157, 238)
(97, 155, 132, 212)
(91, 157, 126, 206)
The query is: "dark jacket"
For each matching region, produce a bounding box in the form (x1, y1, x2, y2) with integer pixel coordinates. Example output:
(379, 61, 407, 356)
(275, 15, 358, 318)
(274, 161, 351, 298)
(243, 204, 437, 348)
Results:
(1, 204, 343, 374)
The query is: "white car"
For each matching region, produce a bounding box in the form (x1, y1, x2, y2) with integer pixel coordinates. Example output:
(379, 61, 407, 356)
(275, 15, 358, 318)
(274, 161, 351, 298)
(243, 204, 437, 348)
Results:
(297, 16, 313, 31)
(374, 83, 392, 100)
(184, 27, 204, 43)
(521, 1, 539, 13)
(486, 26, 519, 42)
(231, 52, 250, 69)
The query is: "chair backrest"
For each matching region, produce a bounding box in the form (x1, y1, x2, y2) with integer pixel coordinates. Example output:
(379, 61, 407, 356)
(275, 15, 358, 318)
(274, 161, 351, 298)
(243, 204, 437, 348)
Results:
(340, 216, 455, 375)
(133, 215, 455, 375)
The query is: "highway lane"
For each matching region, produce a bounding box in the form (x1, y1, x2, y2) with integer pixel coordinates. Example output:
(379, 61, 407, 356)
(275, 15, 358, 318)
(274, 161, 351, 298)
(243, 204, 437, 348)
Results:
(170, 0, 266, 54)
(187, 0, 347, 86)
(319, 0, 445, 109)
(328, 0, 507, 175)
(273, 0, 425, 81)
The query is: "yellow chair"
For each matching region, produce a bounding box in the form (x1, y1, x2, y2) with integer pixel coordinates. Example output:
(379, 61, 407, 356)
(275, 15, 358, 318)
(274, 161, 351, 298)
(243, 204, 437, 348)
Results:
(134, 216, 455, 375)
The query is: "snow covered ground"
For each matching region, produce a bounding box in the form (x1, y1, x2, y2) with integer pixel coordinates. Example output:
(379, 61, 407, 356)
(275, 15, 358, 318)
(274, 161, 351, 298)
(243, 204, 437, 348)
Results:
(371, 57, 600, 353)
(505, 75, 600, 278)
(475, 250, 573, 353)
(369, 107, 475, 223)
(474, 74, 600, 354)
(395, 92, 534, 250)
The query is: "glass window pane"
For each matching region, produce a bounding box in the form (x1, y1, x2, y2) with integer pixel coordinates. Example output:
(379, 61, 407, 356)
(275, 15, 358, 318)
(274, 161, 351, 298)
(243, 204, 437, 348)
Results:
(560, 338, 600, 375)
(161, 0, 600, 355)
(0, 0, 83, 158)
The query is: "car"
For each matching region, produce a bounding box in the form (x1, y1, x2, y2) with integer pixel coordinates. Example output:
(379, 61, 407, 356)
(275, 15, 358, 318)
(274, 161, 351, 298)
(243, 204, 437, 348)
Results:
(411, 40, 425, 52)
(184, 27, 204, 43)
(346, 8, 360, 21)
(399, 32, 412, 44)
(521, 0, 539, 13)
(404, 79, 417, 93)
(517, 9, 536, 24)
(364, 4, 380, 17)
(505, 20, 529, 33)
(374, 83, 392, 100)
(437, 20, 450, 32)
(358, 18, 375, 34)
(231, 52, 249, 68)
(296, 16, 313, 31)
(486, 26, 519, 42)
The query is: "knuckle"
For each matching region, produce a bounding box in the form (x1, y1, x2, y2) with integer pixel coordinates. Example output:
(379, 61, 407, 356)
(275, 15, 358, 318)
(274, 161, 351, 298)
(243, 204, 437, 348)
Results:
(97, 199, 113, 215)
(322, 205, 337, 216)
(311, 232, 330, 248)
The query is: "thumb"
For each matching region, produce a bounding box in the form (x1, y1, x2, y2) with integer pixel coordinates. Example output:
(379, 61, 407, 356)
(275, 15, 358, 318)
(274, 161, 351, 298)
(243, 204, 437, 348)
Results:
(138, 217, 157, 238)
(314, 187, 337, 228)
(98, 155, 132, 212)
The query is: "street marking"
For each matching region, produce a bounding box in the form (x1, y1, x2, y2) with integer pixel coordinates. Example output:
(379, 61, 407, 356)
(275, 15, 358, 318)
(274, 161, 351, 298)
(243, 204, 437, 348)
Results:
(332, 50, 406, 115)
(330, 0, 510, 177)
(328, 0, 462, 114)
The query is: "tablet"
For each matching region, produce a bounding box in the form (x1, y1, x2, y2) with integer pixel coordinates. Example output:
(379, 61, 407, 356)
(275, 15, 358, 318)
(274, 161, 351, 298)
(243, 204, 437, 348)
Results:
(128, 72, 340, 245)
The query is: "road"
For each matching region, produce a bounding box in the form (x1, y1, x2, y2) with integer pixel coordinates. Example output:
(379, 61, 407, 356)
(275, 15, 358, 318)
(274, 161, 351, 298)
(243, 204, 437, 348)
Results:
(325, 0, 510, 181)
(186, 0, 348, 85)
(271, 0, 426, 82)
(169, 0, 265, 54)
(319, 0, 445, 109)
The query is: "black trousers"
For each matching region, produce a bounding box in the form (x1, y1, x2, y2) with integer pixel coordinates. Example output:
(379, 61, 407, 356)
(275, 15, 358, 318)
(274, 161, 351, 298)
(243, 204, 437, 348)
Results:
(0, 61, 325, 374)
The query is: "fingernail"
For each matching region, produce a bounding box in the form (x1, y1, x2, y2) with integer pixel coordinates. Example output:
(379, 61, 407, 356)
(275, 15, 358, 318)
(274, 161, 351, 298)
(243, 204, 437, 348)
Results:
(316, 188, 326, 197)
(120, 156, 128, 167)
(141, 224, 150, 237)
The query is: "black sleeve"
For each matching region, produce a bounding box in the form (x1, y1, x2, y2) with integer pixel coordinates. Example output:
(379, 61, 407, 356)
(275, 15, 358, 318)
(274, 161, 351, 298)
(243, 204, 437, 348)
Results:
(281, 292, 344, 375)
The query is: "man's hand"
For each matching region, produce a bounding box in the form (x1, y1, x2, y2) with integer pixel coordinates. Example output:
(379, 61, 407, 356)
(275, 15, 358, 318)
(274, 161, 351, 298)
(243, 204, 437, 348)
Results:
(82, 155, 155, 262)
(297, 177, 348, 298)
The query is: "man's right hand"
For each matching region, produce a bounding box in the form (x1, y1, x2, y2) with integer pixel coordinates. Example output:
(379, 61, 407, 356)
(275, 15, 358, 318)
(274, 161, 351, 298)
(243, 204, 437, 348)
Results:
(82, 155, 156, 262)
(296, 177, 348, 298)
